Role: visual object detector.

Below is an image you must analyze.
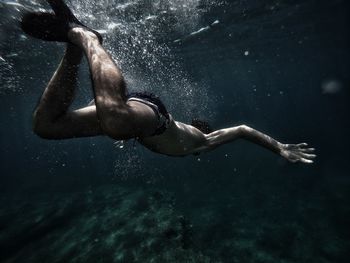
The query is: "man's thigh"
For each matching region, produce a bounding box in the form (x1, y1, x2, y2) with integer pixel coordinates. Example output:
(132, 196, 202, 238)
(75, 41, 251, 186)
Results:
(34, 106, 102, 139)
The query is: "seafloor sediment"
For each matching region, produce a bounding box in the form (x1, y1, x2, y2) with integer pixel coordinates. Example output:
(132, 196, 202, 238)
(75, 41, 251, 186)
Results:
(0, 183, 349, 263)
(0, 185, 211, 262)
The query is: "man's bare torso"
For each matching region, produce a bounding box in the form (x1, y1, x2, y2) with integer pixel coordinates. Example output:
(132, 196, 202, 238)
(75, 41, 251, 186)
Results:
(138, 115, 207, 156)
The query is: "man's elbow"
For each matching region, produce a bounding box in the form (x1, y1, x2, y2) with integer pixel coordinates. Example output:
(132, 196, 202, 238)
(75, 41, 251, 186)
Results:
(237, 124, 253, 136)
(201, 136, 218, 151)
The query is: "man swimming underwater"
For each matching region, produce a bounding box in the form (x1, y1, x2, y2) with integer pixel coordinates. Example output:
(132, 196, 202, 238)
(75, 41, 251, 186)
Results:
(21, 0, 316, 163)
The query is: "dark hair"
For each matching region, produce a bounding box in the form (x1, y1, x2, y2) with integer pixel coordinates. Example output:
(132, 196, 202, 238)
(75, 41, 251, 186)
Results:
(191, 118, 213, 134)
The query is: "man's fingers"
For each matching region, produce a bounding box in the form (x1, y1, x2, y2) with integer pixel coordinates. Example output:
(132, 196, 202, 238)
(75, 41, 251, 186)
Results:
(300, 157, 313, 164)
(297, 143, 308, 147)
(300, 153, 317, 159)
(300, 147, 315, 153)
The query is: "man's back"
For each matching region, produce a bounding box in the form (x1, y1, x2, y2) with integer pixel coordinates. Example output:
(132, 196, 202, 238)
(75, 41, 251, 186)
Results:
(138, 115, 207, 156)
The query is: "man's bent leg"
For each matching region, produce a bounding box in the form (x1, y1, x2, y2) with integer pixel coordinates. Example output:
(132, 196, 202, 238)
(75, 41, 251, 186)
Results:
(34, 44, 82, 122)
(33, 44, 102, 139)
(68, 28, 158, 139)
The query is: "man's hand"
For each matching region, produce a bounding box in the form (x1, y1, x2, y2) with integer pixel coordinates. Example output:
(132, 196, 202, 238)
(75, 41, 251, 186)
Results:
(280, 143, 316, 164)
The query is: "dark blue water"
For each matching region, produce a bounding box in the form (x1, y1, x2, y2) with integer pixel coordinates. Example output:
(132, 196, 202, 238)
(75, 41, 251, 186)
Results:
(1, 0, 349, 262)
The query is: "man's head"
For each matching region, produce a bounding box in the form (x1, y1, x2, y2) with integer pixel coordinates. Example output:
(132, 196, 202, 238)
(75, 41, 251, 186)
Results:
(191, 118, 213, 134)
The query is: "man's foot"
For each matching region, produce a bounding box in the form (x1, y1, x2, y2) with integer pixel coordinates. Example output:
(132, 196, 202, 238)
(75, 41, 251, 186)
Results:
(20, 0, 102, 43)
(46, 0, 103, 43)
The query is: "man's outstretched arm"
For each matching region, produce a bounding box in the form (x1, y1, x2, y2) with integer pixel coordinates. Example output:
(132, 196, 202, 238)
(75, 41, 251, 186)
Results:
(200, 125, 316, 163)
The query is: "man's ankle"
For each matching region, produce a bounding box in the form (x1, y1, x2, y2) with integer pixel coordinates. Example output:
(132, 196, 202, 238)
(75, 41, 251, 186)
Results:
(68, 27, 99, 46)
